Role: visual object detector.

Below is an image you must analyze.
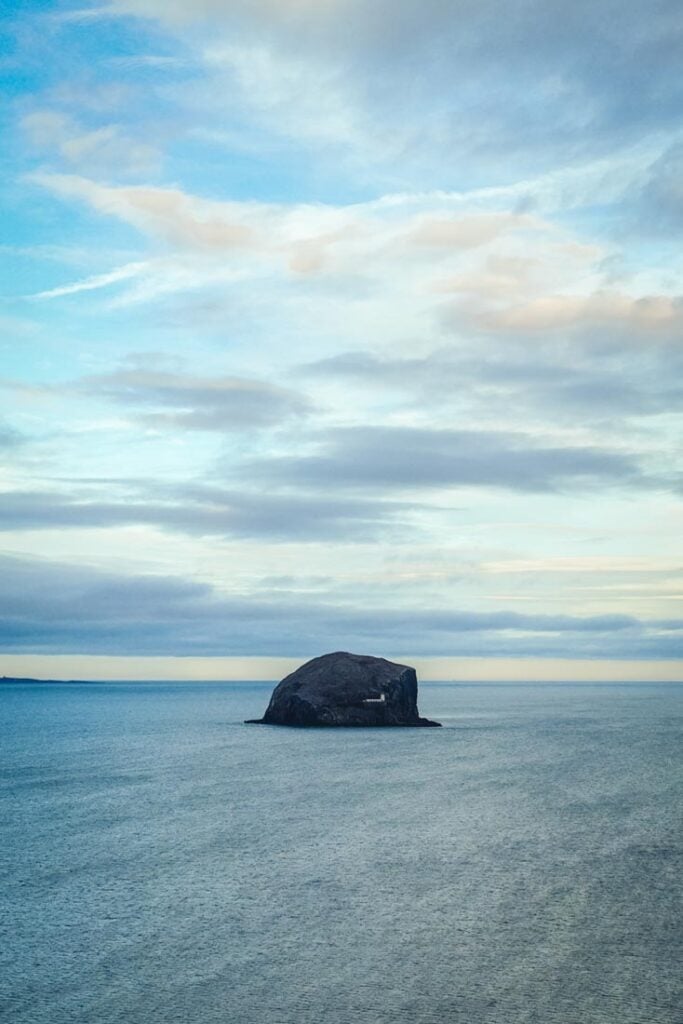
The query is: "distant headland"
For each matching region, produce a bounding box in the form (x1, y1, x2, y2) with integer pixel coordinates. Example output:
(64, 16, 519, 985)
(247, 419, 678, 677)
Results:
(1, 676, 66, 684)
(1, 676, 105, 684)
(246, 651, 441, 727)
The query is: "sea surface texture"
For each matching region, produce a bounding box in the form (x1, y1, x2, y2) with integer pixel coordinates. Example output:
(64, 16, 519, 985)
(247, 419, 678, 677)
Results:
(1, 681, 681, 1024)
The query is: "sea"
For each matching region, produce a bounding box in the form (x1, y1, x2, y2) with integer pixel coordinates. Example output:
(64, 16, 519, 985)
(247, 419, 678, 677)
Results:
(1, 680, 681, 1024)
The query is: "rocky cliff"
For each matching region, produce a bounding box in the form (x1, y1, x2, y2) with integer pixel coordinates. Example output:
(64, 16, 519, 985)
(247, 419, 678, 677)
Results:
(246, 651, 441, 727)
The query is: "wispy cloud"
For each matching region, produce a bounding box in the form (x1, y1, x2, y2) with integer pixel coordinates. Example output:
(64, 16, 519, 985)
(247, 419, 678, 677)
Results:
(102, 0, 683, 190)
(30, 174, 260, 250)
(21, 110, 160, 177)
(31, 261, 148, 299)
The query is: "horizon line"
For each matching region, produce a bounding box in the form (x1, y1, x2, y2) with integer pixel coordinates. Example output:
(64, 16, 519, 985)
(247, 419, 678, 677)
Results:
(1, 654, 682, 683)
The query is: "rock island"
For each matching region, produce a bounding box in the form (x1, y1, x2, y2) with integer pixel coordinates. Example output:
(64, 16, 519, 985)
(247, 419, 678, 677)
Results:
(246, 651, 441, 727)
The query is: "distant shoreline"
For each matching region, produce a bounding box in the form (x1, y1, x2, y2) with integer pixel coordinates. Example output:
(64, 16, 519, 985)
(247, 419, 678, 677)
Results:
(0, 676, 275, 686)
(2, 676, 72, 685)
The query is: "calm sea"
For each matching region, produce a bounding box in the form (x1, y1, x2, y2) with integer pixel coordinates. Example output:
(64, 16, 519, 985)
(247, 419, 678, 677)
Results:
(1, 681, 681, 1024)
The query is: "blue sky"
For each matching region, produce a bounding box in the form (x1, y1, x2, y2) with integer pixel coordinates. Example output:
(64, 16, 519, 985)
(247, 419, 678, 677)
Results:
(1, 0, 682, 680)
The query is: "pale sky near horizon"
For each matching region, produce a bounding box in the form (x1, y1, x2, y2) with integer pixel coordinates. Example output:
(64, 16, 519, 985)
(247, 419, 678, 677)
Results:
(1, 1, 682, 682)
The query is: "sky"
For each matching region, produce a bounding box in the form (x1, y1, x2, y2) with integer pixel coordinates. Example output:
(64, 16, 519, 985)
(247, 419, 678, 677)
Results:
(1, 0, 682, 681)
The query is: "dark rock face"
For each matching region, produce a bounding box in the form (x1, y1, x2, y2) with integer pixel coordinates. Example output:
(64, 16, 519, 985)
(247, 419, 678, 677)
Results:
(246, 651, 441, 727)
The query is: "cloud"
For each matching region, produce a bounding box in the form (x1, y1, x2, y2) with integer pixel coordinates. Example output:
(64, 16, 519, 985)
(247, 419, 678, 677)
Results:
(1, 552, 680, 658)
(477, 291, 683, 334)
(203, 41, 365, 154)
(107, 54, 190, 71)
(77, 366, 312, 430)
(0, 485, 411, 542)
(0, 421, 24, 448)
(100, 0, 683, 188)
(628, 141, 683, 234)
(407, 212, 545, 249)
(31, 174, 258, 250)
(27, 171, 597, 319)
(244, 425, 653, 494)
(31, 171, 653, 338)
(21, 110, 159, 177)
(301, 344, 683, 421)
(27, 174, 373, 300)
(32, 261, 148, 299)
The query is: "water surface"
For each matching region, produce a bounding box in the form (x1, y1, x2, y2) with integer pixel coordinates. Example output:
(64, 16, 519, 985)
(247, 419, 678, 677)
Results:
(1, 681, 681, 1023)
